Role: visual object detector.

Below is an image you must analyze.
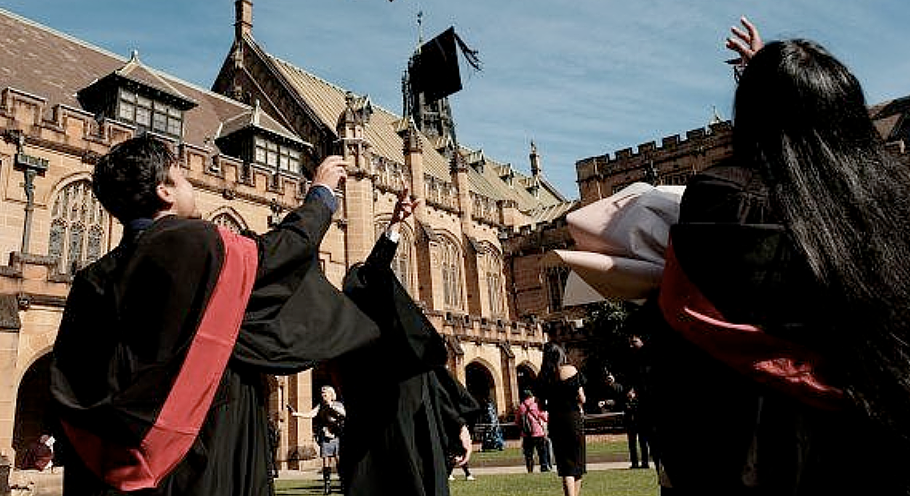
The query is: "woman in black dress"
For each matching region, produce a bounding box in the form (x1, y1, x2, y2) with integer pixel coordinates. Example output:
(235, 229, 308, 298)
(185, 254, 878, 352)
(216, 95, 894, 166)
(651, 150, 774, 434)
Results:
(538, 342, 586, 496)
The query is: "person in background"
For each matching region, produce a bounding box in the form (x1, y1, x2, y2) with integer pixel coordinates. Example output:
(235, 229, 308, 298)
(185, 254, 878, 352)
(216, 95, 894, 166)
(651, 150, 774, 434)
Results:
(516, 389, 551, 473)
(21, 435, 55, 472)
(598, 372, 648, 469)
(290, 386, 345, 494)
(480, 399, 505, 451)
(538, 342, 586, 496)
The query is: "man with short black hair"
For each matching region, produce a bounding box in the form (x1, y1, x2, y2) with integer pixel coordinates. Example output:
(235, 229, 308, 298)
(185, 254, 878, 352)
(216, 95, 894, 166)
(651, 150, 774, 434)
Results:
(51, 135, 379, 496)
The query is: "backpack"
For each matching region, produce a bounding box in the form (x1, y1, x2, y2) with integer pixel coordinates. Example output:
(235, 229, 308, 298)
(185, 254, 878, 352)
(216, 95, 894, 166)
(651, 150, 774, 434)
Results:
(520, 410, 535, 436)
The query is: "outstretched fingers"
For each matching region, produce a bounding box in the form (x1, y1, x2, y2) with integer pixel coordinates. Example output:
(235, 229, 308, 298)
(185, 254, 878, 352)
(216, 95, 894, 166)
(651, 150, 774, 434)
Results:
(726, 16, 763, 63)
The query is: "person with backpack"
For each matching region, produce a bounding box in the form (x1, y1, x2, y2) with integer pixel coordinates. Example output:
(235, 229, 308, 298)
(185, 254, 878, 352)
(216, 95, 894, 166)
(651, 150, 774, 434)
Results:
(516, 389, 551, 473)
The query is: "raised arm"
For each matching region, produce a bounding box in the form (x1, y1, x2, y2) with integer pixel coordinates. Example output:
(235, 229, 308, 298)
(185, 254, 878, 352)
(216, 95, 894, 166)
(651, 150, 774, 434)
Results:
(233, 156, 380, 374)
(363, 188, 422, 269)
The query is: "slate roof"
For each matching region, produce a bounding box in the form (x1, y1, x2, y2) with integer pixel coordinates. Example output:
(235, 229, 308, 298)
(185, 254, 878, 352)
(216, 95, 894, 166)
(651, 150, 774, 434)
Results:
(266, 54, 571, 215)
(0, 8, 295, 151)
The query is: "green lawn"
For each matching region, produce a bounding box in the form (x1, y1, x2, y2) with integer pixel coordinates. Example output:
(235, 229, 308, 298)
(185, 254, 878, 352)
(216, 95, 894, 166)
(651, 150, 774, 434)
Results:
(275, 470, 657, 496)
(449, 470, 657, 496)
(275, 437, 657, 496)
(468, 436, 630, 467)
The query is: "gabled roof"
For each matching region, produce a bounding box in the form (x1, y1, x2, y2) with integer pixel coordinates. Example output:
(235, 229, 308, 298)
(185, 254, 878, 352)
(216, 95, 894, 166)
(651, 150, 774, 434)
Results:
(458, 145, 568, 210)
(869, 95, 910, 142)
(114, 50, 195, 106)
(263, 51, 571, 214)
(268, 56, 452, 181)
(0, 8, 294, 152)
(219, 100, 307, 146)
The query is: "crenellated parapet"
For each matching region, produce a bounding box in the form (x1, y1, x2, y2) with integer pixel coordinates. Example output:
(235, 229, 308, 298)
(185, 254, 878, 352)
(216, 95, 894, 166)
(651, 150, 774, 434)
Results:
(420, 308, 545, 348)
(424, 175, 460, 212)
(372, 154, 411, 194)
(470, 191, 503, 227)
(576, 121, 734, 204)
(0, 84, 314, 292)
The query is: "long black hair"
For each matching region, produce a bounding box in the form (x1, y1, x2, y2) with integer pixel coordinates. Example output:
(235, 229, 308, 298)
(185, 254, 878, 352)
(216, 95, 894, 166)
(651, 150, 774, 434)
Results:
(538, 341, 568, 391)
(734, 39, 910, 438)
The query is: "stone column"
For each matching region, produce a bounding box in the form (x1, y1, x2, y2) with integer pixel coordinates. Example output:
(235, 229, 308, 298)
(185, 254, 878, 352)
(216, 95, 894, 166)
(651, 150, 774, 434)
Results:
(338, 93, 375, 266)
(401, 121, 437, 309)
(0, 330, 19, 459)
(499, 343, 518, 413)
(451, 156, 482, 316)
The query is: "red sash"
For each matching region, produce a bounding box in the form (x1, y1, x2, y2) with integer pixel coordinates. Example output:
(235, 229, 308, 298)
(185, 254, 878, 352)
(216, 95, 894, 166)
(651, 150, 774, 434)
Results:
(62, 227, 258, 491)
(658, 239, 845, 411)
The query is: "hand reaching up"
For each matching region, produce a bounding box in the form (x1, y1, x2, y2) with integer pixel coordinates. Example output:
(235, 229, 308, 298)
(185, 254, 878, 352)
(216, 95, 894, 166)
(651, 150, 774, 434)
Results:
(312, 155, 349, 191)
(726, 16, 763, 65)
(389, 187, 422, 234)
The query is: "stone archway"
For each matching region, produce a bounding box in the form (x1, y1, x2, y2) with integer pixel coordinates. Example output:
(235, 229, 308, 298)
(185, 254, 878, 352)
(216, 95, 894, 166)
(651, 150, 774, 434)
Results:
(465, 360, 496, 405)
(13, 353, 54, 468)
(516, 362, 538, 397)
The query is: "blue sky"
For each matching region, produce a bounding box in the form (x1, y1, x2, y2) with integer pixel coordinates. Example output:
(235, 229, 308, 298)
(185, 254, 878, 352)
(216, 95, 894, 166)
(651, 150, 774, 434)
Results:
(4, 1, 908, 200)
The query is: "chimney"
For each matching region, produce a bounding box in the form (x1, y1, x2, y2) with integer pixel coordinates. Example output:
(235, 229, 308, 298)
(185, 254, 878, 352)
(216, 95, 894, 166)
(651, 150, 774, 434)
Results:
(235, 0, 253, 41)
(529, 140, 541, 177)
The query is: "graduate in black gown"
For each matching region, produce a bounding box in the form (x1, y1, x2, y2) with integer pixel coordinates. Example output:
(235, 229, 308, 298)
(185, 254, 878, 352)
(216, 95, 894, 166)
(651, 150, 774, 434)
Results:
(50, 136, 380, 496)
(648, 19, 910, 495)
(336, 189, 480, 496)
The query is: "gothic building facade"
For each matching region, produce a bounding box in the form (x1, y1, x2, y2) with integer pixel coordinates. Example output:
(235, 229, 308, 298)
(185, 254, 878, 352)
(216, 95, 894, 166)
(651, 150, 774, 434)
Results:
(0, 4, 575, 470)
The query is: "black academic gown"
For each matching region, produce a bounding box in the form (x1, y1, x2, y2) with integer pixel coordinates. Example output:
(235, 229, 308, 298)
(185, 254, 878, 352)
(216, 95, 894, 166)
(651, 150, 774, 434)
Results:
(336, 234, 480, 496)
(649, 163, 907, 495)
(51, 192, 380, 496)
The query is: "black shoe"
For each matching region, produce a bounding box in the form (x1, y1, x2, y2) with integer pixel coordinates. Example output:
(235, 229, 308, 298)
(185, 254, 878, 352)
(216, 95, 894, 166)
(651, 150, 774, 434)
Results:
(640, 464, 650, 469)
(630, 463, 639, 469)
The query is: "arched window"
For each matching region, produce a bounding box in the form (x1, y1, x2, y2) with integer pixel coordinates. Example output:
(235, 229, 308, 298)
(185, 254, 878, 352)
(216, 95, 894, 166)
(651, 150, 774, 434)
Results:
(440, 236, 463, 310)
(212, 213, 244, 234)
(375, 224, 413, 295)
(49, 180, 108, 275)
(483, 250, 505, 317)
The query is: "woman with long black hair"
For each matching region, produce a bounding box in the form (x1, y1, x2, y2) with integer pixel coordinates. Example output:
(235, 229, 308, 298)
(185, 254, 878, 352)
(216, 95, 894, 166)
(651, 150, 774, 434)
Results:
(537, 342, 586, 496)
(650, 18, 910, 495)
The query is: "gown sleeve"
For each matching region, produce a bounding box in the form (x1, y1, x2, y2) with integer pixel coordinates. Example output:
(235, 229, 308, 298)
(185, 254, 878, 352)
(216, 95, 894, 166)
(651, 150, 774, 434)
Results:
(342, 233, 481, 442)
(232, 191, 380, 375)
(341, 234, 449, 375)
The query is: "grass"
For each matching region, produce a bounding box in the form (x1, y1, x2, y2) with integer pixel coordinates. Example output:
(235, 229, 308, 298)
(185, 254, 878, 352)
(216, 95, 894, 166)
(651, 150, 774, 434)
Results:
(275, 437, 658, 496)
(449, 470, 657, 496)
(275, 471, 658, 496)
(469, 435, 630, 467)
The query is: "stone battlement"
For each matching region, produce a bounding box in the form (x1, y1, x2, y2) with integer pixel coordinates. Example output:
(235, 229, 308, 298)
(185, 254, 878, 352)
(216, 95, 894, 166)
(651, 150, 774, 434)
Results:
(576, 120, 733, 182)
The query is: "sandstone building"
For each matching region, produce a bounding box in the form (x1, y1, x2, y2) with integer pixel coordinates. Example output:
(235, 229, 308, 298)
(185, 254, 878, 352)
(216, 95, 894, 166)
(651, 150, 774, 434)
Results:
(507, 97, 910, 352)
(0, 4, 574, 470)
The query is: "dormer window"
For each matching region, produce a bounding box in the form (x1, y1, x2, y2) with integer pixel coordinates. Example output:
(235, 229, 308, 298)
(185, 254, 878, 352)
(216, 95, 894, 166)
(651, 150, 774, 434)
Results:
(118, 89, 184, 137)
(216, 102, 310, 179)
(254, 136, 301, 174)
(77, 51, 196, 140)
